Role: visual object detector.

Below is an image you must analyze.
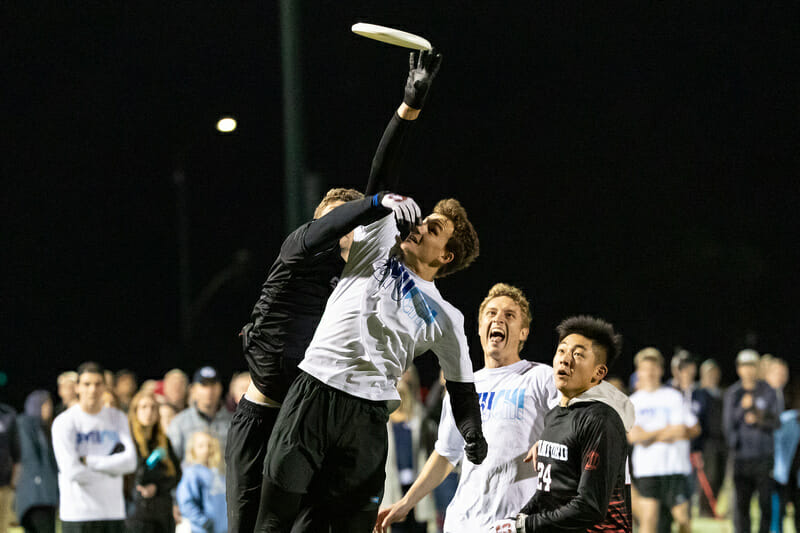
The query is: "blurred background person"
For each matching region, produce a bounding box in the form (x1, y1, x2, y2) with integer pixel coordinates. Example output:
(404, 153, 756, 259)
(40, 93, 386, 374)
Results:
(766, 357, 789, 414)
(168, 367, 231, 463)
(628, 347, 700, 533)
(55, 372, 78, 417)
(420, 371, 457, 533)
(157, 403, 177, 438)
(15, 391, 58, 533)
(162, 370, 189, 412)
(52, 361, 137, 532)
(0, 399, 20, 533)
(224, 372, 250, 413)
(114, 370, 138, 413)
(773, 380, 800, 533)
(102, 390, 120, 410)
(697, 359, 726, 518)
(383, 368, 434, 533)
(126, 391, 181, 533)
(176, 431, 226, 533)
(723, 349, 780, 533)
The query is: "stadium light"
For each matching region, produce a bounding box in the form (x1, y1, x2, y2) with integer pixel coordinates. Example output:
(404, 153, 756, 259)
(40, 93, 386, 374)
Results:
(216, 117, 237, 133)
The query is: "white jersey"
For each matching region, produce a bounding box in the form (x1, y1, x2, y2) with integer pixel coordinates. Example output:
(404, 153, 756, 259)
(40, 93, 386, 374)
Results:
(51, 405, 137, 522)
(629, 386, 697, 477)
(434, 360, 559, 533)
(299, 214, 474, 402)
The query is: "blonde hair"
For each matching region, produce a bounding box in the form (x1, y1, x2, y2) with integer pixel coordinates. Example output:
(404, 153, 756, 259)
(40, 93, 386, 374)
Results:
(58, 371, 78, 385)
(634, 347, 664, 368)
(186, 431, 223, 472)
(128, 391, 176, 477)
(432, 199, 479, 278)
(313, 188, 364, 219)
(478, 283, 532, 352)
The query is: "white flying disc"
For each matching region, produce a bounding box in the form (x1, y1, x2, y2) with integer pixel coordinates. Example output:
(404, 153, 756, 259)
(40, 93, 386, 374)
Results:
(351, 23, 432, 51)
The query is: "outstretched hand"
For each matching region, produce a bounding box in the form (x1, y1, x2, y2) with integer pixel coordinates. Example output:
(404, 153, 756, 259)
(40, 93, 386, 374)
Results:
(404, 49, 443, 110)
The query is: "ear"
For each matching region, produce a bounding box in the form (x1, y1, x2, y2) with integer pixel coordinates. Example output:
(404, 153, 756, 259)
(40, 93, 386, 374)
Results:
(439, 249, 455, 265)
(591, 364, 608, 383)
(519, 327, 530, 342)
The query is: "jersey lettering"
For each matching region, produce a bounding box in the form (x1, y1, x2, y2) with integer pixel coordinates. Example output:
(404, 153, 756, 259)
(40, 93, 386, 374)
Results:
(538, 440, 569, 461)
(75, 429, 119, 446)
(584, 450, 600, 471)
(478, 388, 525, 421)
(373, 257, 438, 327)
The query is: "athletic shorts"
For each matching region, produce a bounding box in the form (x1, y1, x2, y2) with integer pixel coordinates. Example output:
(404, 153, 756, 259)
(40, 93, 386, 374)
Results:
(633, 474, 691, 507)
(264, 371, 389, 511)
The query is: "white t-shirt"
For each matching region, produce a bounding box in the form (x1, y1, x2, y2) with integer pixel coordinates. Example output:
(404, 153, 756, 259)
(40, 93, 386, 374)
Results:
(51, 405, 137, 522)
(629, 386, 697, 477)
(435, 360, 559, 533)
(299, 214, 474, 402)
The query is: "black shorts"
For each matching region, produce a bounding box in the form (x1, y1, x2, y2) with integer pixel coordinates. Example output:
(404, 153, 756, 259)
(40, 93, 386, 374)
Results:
(263, 371, 390, 511)
(634, 474, 692, 507)
(225, 397, 280, 533)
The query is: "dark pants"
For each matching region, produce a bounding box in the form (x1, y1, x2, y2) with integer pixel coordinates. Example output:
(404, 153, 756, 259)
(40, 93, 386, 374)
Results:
(733, 457, 773, 533)
(61, 520, 125, 533)
(21, 506, 56, 533)
(256, 372, 389, 533)
(225, 397, 281, 533)
(699, 439, 727, 516)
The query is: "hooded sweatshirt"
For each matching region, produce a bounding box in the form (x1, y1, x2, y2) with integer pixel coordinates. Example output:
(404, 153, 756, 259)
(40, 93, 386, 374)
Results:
(520, 380, 634, 532)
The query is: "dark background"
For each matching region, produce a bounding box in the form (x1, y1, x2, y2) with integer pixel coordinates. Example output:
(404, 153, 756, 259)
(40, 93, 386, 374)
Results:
(3, 2, 798, 408)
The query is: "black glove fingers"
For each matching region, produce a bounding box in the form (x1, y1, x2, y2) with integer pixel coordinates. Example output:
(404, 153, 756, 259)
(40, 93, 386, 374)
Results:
(409, 51, 416, 72)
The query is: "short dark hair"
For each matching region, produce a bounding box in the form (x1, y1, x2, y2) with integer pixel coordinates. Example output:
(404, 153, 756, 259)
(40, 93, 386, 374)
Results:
(556, 315, 622, 372)
(77, 361, 105, 380)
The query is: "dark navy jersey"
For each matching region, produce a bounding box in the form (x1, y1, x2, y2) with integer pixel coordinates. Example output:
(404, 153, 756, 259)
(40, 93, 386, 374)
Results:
(520, 400, 631, 532)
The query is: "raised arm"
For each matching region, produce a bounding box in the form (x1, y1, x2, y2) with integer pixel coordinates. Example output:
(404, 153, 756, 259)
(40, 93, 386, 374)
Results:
(364, 50, 442, 196)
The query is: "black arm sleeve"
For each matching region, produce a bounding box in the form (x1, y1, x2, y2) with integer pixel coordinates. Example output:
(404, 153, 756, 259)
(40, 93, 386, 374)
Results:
(525, 409, 627, 532)
(302, 196, 390, 254)
(364, 112, 415, 196)
(445, 380, 484, 441)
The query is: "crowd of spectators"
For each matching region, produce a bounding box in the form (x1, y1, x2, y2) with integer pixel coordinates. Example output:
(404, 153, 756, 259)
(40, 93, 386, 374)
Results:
(0, 348, 797, 533)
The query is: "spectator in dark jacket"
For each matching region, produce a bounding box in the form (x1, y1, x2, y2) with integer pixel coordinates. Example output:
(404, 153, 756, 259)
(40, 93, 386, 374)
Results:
(723, 349, 780, 533)
(15, 391, 59, 533)
(126, 391, 181, 533)
(0, 400, 21, 533)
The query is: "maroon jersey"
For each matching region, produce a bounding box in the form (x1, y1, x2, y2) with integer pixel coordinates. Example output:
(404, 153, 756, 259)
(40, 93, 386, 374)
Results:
(520, 400, 631, 532)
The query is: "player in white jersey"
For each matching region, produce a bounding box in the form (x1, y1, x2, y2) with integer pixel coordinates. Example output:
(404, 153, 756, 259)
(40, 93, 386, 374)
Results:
(628, 348, 699, 533)
(51, 362, 137, 533)
(375, 283, 559, 533)
(258, 158, 487, 530)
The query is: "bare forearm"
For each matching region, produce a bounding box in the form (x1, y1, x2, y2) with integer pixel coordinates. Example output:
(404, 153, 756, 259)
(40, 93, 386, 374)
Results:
(398, 452, 455, 509)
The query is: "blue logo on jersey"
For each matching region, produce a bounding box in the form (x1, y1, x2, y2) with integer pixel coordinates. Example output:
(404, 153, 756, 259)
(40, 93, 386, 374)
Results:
(75, 430, 119, 446)
(479, 388, 525, 420)
(373, 257, 438, 328)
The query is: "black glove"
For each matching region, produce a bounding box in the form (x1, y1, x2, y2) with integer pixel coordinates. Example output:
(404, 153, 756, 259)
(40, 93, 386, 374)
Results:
(464, 430, 488, 464)
(403, 49, 443, 109)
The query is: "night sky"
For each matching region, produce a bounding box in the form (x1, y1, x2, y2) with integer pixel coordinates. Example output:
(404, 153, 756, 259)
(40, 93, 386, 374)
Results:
(3, 2, 799, 407)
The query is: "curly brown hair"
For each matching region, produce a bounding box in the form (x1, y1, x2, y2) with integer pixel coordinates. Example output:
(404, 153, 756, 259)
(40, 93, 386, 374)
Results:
(432, 198, 479, 278)
(313, 188, 364, 219)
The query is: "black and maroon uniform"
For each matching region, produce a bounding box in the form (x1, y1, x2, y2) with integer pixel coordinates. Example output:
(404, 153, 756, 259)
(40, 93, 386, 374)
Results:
(520, 400, 631, 532)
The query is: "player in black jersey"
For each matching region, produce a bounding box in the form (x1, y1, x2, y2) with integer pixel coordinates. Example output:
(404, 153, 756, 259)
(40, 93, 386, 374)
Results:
(490, 315, 634, 533)
(224, 50, 442, 533)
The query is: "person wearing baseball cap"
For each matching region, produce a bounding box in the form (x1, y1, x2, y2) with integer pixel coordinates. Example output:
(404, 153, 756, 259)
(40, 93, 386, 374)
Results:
(723, 350, 780, 533)
(167, 366, 231, 463)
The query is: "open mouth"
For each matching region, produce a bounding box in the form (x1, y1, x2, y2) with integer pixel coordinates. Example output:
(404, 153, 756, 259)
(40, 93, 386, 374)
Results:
(556, 368, 571, 377)
(489, 328, 506, 342)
